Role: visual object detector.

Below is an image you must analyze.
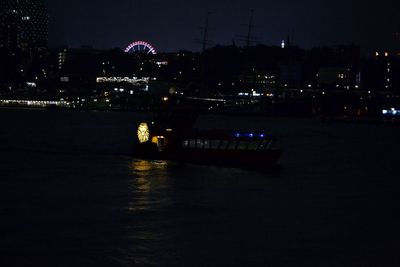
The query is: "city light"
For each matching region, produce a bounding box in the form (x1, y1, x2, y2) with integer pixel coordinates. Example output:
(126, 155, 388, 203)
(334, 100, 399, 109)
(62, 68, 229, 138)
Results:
(382, 108, 400, 116)
(96, 77, 149, 85)
(0, 99, 70, 107)
(26, 82, 37, 88)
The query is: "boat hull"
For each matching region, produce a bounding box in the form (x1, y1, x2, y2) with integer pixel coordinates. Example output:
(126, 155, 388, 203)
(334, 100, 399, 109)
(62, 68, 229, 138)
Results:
(133, 144, 282, 169)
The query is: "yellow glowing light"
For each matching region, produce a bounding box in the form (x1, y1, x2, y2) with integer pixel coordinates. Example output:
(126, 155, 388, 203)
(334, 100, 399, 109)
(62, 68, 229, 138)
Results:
(166, 128, 172, 132)
(152, 136, 165, 144)
(385, 52, 389, 57)
(137, 123, 150, 143)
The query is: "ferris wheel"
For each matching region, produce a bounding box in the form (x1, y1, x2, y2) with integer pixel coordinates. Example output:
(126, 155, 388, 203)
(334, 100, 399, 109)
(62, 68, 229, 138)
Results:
(125, 41, 157, 54)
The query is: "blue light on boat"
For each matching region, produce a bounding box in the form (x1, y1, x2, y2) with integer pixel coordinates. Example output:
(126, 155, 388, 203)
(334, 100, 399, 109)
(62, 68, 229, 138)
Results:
(234, 132, 267, 138)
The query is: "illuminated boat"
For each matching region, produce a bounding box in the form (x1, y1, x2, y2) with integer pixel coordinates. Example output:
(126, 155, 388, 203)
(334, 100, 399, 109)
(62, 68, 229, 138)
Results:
(133, 121, 283, 169)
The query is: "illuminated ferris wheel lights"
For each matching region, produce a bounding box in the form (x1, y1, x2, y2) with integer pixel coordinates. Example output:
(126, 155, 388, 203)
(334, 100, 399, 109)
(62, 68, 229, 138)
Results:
(125, 41, 157, 54)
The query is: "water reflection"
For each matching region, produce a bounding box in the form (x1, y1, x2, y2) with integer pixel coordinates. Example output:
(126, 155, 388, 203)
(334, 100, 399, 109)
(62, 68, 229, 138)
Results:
(124, 159, 178, 265)
(128, 159, 172, 212)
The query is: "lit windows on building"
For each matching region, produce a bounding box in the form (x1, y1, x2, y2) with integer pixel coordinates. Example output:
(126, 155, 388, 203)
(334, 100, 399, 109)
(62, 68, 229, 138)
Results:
(58, 49, 67, 69)
(0, 0, 48, 49)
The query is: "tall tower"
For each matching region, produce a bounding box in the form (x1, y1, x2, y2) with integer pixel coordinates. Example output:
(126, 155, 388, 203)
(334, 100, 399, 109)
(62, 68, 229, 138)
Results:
(0, 0, 48, 49)
(396, 24, 400, 54)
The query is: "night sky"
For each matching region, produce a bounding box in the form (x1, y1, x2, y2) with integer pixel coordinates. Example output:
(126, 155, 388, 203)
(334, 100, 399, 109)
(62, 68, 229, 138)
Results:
(46, 0, 400, 52)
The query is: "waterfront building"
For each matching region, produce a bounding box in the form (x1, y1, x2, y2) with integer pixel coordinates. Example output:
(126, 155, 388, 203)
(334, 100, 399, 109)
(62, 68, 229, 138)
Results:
(362, 52, 400, 92)
(318, 67, 352, 87)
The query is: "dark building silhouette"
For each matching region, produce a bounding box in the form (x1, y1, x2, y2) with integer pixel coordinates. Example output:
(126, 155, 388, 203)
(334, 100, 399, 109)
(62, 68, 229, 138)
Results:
(362, 52, 400, 92)
(0, 0, 48, 49)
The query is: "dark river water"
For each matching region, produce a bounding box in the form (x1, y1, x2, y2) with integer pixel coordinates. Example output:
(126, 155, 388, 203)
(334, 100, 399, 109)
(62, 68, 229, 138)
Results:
(0, 108, 400, 266)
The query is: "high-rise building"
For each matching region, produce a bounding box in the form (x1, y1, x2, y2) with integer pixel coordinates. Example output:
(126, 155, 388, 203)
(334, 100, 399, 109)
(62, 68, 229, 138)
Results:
(396, 25, 400, 54)
(0, 0, 48, 49)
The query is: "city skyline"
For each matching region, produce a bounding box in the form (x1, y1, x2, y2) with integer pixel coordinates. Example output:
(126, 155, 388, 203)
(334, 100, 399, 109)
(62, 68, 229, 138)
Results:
(45, 0, 400, 53)
(0, 0, 48, 49)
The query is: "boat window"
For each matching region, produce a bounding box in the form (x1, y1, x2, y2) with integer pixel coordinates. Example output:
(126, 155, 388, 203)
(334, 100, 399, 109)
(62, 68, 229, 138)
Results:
(228, 140, 238, 150)
(237, 141, 249, 150)
(203, 140, 210, 149)
(210, 140, 220, 149)
(182, 140, 189, 148)
(196, 139, 204, 148)
(266, 139, 273, 150)
(189, 139, 196, 148)
(219, 140, 229, 150)
(259, 140, 268, 150)
(157, 137, 165, 152)
(261, 140, 272, 150)
(248, 141, 261, 150)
